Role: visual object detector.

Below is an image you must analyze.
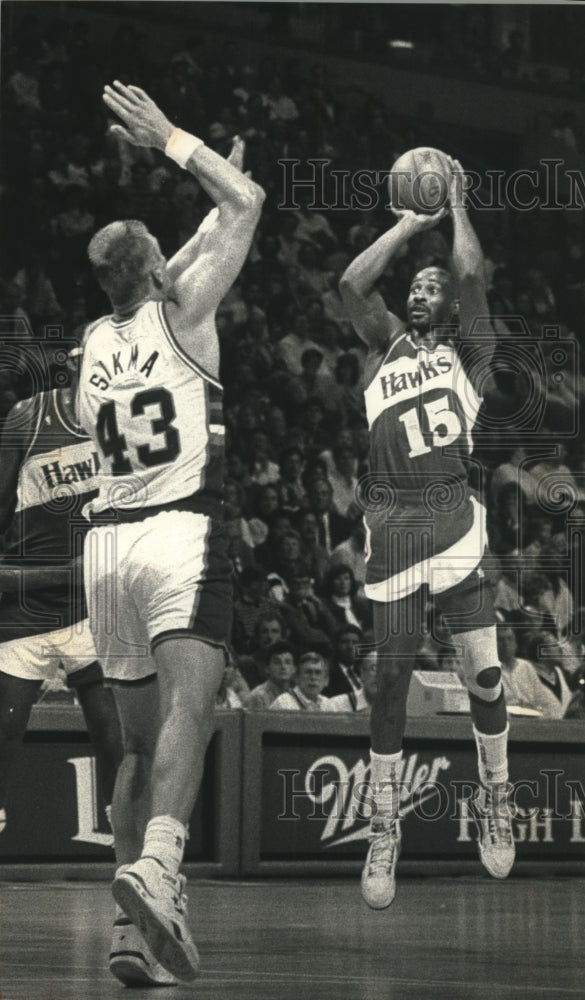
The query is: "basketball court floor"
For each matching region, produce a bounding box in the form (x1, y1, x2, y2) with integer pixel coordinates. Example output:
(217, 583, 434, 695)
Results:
(1, 875, 583, 999)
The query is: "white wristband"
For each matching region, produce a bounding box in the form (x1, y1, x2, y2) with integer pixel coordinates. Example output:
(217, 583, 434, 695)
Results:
(165, 128, 204, 169)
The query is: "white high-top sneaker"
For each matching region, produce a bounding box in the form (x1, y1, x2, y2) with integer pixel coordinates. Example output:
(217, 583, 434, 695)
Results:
(360, 818, 401, 909)
(471, 782, 515, 879)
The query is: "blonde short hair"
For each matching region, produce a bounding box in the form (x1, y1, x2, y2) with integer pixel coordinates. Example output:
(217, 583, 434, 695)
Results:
(87, 220, 158, 306)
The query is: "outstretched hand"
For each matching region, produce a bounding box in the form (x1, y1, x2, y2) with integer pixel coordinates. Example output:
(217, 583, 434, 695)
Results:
(103, 81, 174, 151)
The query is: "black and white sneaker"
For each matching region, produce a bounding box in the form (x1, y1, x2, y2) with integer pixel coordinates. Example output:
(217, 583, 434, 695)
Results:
(112, 858, 200, 982)
(109, 906, 178, 987)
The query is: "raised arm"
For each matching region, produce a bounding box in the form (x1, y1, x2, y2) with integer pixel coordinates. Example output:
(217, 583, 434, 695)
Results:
(448, 158, 495, 362)
(165, 136, 245, 285)
(339, 209, 445, 352)
(102, 82, 265, 332)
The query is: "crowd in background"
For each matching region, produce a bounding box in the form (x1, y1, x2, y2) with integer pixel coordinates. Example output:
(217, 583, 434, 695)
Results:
(1, 7, 585, 720)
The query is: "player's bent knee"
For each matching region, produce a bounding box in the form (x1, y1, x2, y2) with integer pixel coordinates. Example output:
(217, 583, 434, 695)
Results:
(465, 665, 502, 702)
(476, 666, 501, 690)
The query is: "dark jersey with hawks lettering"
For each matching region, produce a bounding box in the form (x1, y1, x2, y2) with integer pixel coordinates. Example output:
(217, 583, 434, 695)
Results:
(0, 389, 100, 638)
(362, 331, 484, 591)
(364, 331, 481, 489)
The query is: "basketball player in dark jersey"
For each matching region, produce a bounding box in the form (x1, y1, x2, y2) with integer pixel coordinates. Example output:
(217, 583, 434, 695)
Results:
(0, 349, 122, 841)
(340, 159, 514, 909)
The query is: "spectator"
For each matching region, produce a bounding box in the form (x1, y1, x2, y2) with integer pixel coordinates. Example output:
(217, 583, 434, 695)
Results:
(7, 53, 42, 113)
(236, 609, 288, 691)
(326, 624, 363, 697)
(293, 191, 337, 251)
(496, 625, 556, 717)
(279, 571, 336, 648)
(296, 510, 330, 591)
(278, 446, 306, 513)
(215, 655, 249, 709)
(244, 640, 296, 710)
(307, 477, 352, 554)
(330, 518, 367, 591)
(248, 483, 281, 547)
(437, 644, 465, 676)
(265, 528, 310, 589)
(522, 631, 574, 719)
(329, 651, 377, 713)
(265, 76, 299, 122)
(277, 311, 322, 375)
(232, 565, 276, 654)
(270, 652, 332, 711)
(224, 478, 255, 548)
(321, 563, 372, 631)
(325, 437, 360, 518)
(248, 429, 280, 487)
(253, 508, 296, 572)
(329, 352, 364, 424)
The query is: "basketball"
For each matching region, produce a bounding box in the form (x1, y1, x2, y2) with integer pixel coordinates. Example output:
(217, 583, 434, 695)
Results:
(388, 147, 451, 215)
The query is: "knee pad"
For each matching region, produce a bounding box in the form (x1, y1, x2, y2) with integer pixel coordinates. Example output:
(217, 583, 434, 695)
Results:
(457, 627, 503, 703)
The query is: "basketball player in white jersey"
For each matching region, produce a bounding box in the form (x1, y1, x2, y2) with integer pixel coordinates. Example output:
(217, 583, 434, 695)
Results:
(340, 160, 514, 909)
(78, 82, 264, 984)
(0, 348, 122, 837)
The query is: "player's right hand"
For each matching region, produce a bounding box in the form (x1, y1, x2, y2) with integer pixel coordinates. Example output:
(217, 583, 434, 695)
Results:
(390, 207, 448, 230)
(103, 81, 174, 151)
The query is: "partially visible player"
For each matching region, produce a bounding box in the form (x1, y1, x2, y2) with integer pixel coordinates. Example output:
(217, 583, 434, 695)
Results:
(0, 348, 122, 836)
(78, 82, 264, 984)
(340, 159, 514, 909)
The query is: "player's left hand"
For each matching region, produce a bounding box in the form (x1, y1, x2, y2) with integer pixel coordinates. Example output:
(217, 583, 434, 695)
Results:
(227, 135, 245, 170)
(226, 135, 253, 178)
(103, 81, 174, 151)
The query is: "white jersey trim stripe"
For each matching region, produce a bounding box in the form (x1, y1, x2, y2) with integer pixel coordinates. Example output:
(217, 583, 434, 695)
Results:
(157, 301, 222, 390)
(365, 496, 487, 602)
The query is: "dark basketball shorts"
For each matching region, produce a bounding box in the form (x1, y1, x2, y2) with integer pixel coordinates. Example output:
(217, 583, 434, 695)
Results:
(365, 494, 486, 601)
(83, 510, 233, 681)
(365, 495, 495, 632)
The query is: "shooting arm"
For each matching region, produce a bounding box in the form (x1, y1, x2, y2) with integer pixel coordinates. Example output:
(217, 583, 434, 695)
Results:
(340, 209, 444, 350)
(449, 159, 495, 362)
(339, 216, 417, 351)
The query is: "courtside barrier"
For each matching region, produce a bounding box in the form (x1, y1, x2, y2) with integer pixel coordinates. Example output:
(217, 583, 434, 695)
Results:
(0, 704, 242, 877)
(240, 712, 585, 875)
(1, 707, 583, 877)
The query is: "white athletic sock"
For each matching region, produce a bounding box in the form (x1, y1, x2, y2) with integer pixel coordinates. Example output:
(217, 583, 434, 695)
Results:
(370, 749, 403, 825)
(473, 725, 509, 787)
(141, 815, 187, 875)
(0, 807, 6, 833)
